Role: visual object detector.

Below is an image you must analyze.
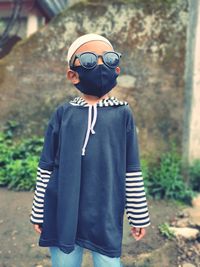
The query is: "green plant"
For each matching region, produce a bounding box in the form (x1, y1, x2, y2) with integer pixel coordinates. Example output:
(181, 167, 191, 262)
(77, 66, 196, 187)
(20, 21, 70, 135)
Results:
(5, 155, 39, 190)
(146, 142, 194, 204)
(3, 120, 20, 139)
(158, 222, 175, 239)
(189, 159, 200, 192)
(0, 121, 43, 191)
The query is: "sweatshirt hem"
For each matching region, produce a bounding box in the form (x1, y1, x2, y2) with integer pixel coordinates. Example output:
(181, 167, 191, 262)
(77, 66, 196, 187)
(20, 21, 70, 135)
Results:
(39, 237, 121, 257)
(39, 238, 75, 253)
(75, 238, 121, 257)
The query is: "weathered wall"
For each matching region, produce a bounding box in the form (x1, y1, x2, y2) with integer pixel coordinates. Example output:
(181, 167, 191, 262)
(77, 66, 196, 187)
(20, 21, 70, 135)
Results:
(0, 0, 188, 159)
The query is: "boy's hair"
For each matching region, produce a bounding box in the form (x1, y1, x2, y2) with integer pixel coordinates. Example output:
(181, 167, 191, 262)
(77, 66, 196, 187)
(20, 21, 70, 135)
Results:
(67, 33, 113, 65)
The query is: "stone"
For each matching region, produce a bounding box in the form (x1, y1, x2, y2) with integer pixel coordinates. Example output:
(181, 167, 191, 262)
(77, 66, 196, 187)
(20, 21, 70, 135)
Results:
(182, 263, 196, 267)
(184, 207, 200, 227)
(176, 218, 190, 227)
(192, 194, 200, 208)
(169, 227, 199, 240)
(177, 210, 190, 218)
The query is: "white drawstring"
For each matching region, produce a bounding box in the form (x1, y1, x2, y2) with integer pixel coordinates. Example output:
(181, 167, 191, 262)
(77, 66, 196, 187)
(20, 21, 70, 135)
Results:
(82, 103, 97, 156)
(90, 103, 97, 134)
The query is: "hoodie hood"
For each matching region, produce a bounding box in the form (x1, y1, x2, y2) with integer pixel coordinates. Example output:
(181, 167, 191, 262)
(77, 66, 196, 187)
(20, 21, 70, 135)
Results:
(69, 96, 128, 156)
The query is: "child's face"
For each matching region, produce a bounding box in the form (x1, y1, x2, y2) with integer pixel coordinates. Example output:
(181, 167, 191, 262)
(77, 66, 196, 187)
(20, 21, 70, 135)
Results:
(67, 40, 120, 84)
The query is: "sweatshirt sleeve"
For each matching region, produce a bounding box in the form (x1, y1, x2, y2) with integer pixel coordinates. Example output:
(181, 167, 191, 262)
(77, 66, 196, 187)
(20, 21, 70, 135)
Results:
(37, 105, 62, 171)
(125, 106, 151, 228)
(29, 105, 62, 225)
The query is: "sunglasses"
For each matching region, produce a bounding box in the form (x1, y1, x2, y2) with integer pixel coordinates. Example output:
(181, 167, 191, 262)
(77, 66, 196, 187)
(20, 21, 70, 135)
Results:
(69, 51, 122, 69)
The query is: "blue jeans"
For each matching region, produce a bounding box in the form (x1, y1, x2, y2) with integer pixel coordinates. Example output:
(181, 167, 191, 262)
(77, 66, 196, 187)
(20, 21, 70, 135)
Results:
(49, 245, 124, 267)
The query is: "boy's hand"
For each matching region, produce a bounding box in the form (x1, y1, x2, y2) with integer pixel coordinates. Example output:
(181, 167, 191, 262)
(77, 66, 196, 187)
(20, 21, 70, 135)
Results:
(131, 227, 146, 241)
(33, 224, 42, 234)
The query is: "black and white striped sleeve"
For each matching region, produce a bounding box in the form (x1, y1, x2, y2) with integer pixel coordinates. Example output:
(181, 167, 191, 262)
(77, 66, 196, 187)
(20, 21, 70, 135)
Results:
(30, 167, 52, 225)
(29, 105, 62, 225)
(125, 169, 151, 228)
(125, 106, 151, 228)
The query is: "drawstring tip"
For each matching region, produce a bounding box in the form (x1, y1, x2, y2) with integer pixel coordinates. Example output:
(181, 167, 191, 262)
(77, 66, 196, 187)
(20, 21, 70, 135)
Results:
(82, 148, 85, 156)
(91, 129, 95, 134)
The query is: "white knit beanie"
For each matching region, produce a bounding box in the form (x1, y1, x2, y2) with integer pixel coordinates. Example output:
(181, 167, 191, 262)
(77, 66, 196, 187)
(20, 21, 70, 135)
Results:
(67, 33, 113, 64)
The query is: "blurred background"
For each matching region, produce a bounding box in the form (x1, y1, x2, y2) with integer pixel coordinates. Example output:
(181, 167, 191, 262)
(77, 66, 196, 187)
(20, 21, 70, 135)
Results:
(0, 0, 199, 266)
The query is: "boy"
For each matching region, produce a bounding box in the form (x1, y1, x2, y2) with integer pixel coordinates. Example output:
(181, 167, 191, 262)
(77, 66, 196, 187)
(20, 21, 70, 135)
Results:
(30, 33, 151, 267)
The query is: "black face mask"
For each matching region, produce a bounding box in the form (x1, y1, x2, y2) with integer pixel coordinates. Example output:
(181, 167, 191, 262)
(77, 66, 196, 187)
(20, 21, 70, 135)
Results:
(71, 64, 119, 98)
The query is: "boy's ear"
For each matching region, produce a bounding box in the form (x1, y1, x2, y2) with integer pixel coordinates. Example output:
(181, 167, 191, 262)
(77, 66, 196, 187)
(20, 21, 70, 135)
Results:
(66, 67, 80, 84)
(116, 66, 120, 74)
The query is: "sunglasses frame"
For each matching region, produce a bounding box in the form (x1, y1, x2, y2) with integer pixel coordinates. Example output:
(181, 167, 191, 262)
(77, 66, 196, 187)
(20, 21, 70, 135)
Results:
(69, 51, 122, 69)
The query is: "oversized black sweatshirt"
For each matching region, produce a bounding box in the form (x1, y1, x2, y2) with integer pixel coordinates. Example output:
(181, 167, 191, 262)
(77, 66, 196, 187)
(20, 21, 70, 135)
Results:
(29, 96, 151, 257)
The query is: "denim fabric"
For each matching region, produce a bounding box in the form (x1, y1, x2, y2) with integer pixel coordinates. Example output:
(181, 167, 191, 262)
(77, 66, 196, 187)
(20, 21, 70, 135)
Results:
(49, 245, 124, 267)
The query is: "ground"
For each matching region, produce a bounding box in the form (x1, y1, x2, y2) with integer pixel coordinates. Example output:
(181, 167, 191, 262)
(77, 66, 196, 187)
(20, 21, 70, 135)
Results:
(0, 187, 193, 267)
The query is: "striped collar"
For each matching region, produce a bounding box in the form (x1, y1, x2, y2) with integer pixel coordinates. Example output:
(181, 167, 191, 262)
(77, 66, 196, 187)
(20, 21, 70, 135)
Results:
(69, 96, 128, 107)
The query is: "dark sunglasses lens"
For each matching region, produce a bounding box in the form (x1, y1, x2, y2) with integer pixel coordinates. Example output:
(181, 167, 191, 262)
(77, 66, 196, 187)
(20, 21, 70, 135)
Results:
(80, 53, 97, 69)
(104, 52, 120, 67)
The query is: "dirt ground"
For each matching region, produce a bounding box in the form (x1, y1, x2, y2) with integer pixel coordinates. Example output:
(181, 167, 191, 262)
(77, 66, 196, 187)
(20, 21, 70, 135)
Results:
(0, 187, 185, 267)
